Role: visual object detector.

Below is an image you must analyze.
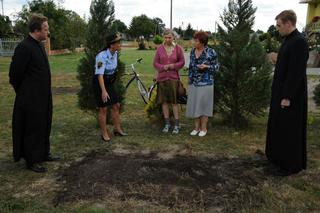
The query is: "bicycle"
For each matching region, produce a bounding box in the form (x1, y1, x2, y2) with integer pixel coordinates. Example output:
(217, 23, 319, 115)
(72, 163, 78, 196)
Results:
(124, 58, 157, 104)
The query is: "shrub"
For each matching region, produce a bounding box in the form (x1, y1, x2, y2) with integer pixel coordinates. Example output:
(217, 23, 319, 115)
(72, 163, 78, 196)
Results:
(153, 35, 163, 45)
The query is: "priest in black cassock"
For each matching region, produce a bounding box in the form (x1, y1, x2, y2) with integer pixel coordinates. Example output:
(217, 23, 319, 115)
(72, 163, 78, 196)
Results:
(266, 10, 309, 175)
(9, 13, 60, 173)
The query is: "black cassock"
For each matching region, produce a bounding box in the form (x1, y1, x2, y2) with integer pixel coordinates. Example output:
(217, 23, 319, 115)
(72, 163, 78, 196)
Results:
(266, 29, 309, 173)
(9, 35, 52, 164)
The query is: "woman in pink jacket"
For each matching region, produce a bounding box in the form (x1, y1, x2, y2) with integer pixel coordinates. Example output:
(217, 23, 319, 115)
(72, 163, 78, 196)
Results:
(153, 29, 185, 134)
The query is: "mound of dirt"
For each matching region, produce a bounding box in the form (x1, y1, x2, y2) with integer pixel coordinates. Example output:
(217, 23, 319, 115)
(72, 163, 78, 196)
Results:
(55, 151, 273, 211)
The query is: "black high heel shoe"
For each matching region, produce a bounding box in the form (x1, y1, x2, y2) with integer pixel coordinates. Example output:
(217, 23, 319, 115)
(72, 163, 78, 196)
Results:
(100, 135, 112, 144)
(113, 131, 128, 136)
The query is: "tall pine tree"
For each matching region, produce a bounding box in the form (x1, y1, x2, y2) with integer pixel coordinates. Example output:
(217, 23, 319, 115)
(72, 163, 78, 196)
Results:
(215, 0, 272, 127)
(77, 0, 126, 114)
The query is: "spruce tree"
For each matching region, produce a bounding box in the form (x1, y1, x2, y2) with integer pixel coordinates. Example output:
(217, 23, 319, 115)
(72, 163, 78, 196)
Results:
(215, 0, 272, 127)
(77, 0, 126, 114)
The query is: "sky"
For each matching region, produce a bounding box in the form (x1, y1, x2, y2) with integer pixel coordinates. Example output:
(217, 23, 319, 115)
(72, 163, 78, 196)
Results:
(2, 0, 309, 32)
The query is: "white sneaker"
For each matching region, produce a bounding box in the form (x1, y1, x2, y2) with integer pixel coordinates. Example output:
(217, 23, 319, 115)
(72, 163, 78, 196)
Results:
(198, 130, 207, 137)
(162, 124, 170, 133)
(172, 125, 180, 134)
(190, 130, 199, 136)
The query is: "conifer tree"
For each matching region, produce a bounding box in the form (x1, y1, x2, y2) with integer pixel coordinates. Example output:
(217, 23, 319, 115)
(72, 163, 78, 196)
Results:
(77, 0, 126, 114)
(215, 0, 272, 127)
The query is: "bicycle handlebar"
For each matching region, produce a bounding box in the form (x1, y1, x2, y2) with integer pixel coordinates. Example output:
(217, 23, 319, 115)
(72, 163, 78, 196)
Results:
(125, 58, 143, 69)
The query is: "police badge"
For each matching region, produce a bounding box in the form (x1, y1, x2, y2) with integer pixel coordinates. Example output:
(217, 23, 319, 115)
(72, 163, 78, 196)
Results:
(97, 61, 103, 68)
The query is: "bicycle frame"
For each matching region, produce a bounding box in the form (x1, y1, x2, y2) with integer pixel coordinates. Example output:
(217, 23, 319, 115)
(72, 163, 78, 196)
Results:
(124, 58, 155, 104)
(123, 58, 188, 105)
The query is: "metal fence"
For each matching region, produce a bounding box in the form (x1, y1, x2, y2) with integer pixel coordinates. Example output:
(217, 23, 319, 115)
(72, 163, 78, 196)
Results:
(0, 38, 22, 57)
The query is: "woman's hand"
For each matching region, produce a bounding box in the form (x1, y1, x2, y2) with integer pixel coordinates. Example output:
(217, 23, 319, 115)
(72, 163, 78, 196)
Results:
(164, 64, 175, 71)
(101, 90, 110, 103)
(197, 64, 209, 71)
(164, 65, 169, 71)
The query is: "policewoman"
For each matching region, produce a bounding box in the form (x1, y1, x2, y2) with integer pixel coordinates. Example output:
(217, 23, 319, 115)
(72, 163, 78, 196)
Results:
(93, 33, 127, 143)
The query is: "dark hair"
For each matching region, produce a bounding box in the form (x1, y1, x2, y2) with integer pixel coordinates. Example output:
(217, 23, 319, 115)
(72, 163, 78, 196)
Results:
(193, 31, 209, 46)
(275, 10, 297, 26)
(28, 13, 48, 33)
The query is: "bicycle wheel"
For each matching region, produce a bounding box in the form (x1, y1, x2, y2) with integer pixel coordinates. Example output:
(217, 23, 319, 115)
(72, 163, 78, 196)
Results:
(125, 76, 135, 89)
(136, 78, 148, 104)
(148, 82, 157, 101)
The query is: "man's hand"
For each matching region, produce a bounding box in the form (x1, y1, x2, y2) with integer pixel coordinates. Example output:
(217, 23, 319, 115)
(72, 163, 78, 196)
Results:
(268, 52, 278, 64)
(281, 99, 290, 108)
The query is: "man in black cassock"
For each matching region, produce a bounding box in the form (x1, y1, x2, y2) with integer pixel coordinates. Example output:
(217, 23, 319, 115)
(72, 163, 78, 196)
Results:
(266, 10, 309, 175)
(9, 14, 60, 173)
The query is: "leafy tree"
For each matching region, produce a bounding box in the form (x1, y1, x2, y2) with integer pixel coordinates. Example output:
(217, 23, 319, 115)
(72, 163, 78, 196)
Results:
(267, 24, 281, 42)
(111, 19, 127, 33)
(128, 14, 154, 39)
(259, 32, 280, 53)
(153, 17, 165, 35)
(215, 0, 273, 127)
(13, 0, 87, 49)
(0, 15, 12, 37)
(65, 11, 87, 50)
(77, 0, 126, 115)
(255, 29, 264, 35)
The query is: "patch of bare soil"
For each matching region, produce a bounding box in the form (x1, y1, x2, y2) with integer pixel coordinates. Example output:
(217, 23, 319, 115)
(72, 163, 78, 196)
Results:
(55, 151, 274, 211)
(52, 87, 79, 95)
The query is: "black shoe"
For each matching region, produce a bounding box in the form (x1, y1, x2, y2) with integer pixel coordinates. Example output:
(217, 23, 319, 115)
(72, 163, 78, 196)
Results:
(101, 135, 112, 144)
(273, 168, 299, 177)
(113, 131, 128, 136)
(26, 163, 47, 173)
(264, 165, 299, 177)
(45, 154, 61, 162)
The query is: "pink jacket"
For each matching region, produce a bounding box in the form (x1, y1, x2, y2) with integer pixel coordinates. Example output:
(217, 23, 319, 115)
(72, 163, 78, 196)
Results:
(153, 44, 185, 82)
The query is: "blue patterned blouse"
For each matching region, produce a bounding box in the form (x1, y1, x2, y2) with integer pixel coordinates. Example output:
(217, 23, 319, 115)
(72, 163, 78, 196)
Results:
(188, 47, 219, 87)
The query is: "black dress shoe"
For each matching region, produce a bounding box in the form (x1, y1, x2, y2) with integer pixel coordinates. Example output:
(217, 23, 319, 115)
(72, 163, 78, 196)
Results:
(26, 163, 47, 173)
(264, 165, 299, 177)
(113, 131, 128, 136)
(45, 154, 61, 162)
(273, 168, 299, 177)
(101, 135, 112, 144)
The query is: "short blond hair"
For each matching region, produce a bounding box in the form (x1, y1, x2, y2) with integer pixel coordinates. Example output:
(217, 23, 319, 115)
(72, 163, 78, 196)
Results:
(275, 10, 297, 26)
(163, 29, 176, 37)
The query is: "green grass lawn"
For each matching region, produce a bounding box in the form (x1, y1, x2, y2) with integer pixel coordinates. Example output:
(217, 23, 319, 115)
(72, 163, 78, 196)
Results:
(1, 50, 320, 212)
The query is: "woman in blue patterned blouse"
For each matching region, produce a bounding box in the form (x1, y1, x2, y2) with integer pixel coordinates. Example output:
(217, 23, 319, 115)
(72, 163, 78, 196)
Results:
(186, 31, 219, 137)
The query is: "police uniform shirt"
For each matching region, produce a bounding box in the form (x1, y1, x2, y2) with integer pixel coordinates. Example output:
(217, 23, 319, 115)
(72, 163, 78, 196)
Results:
(95, 49, 118, 75)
